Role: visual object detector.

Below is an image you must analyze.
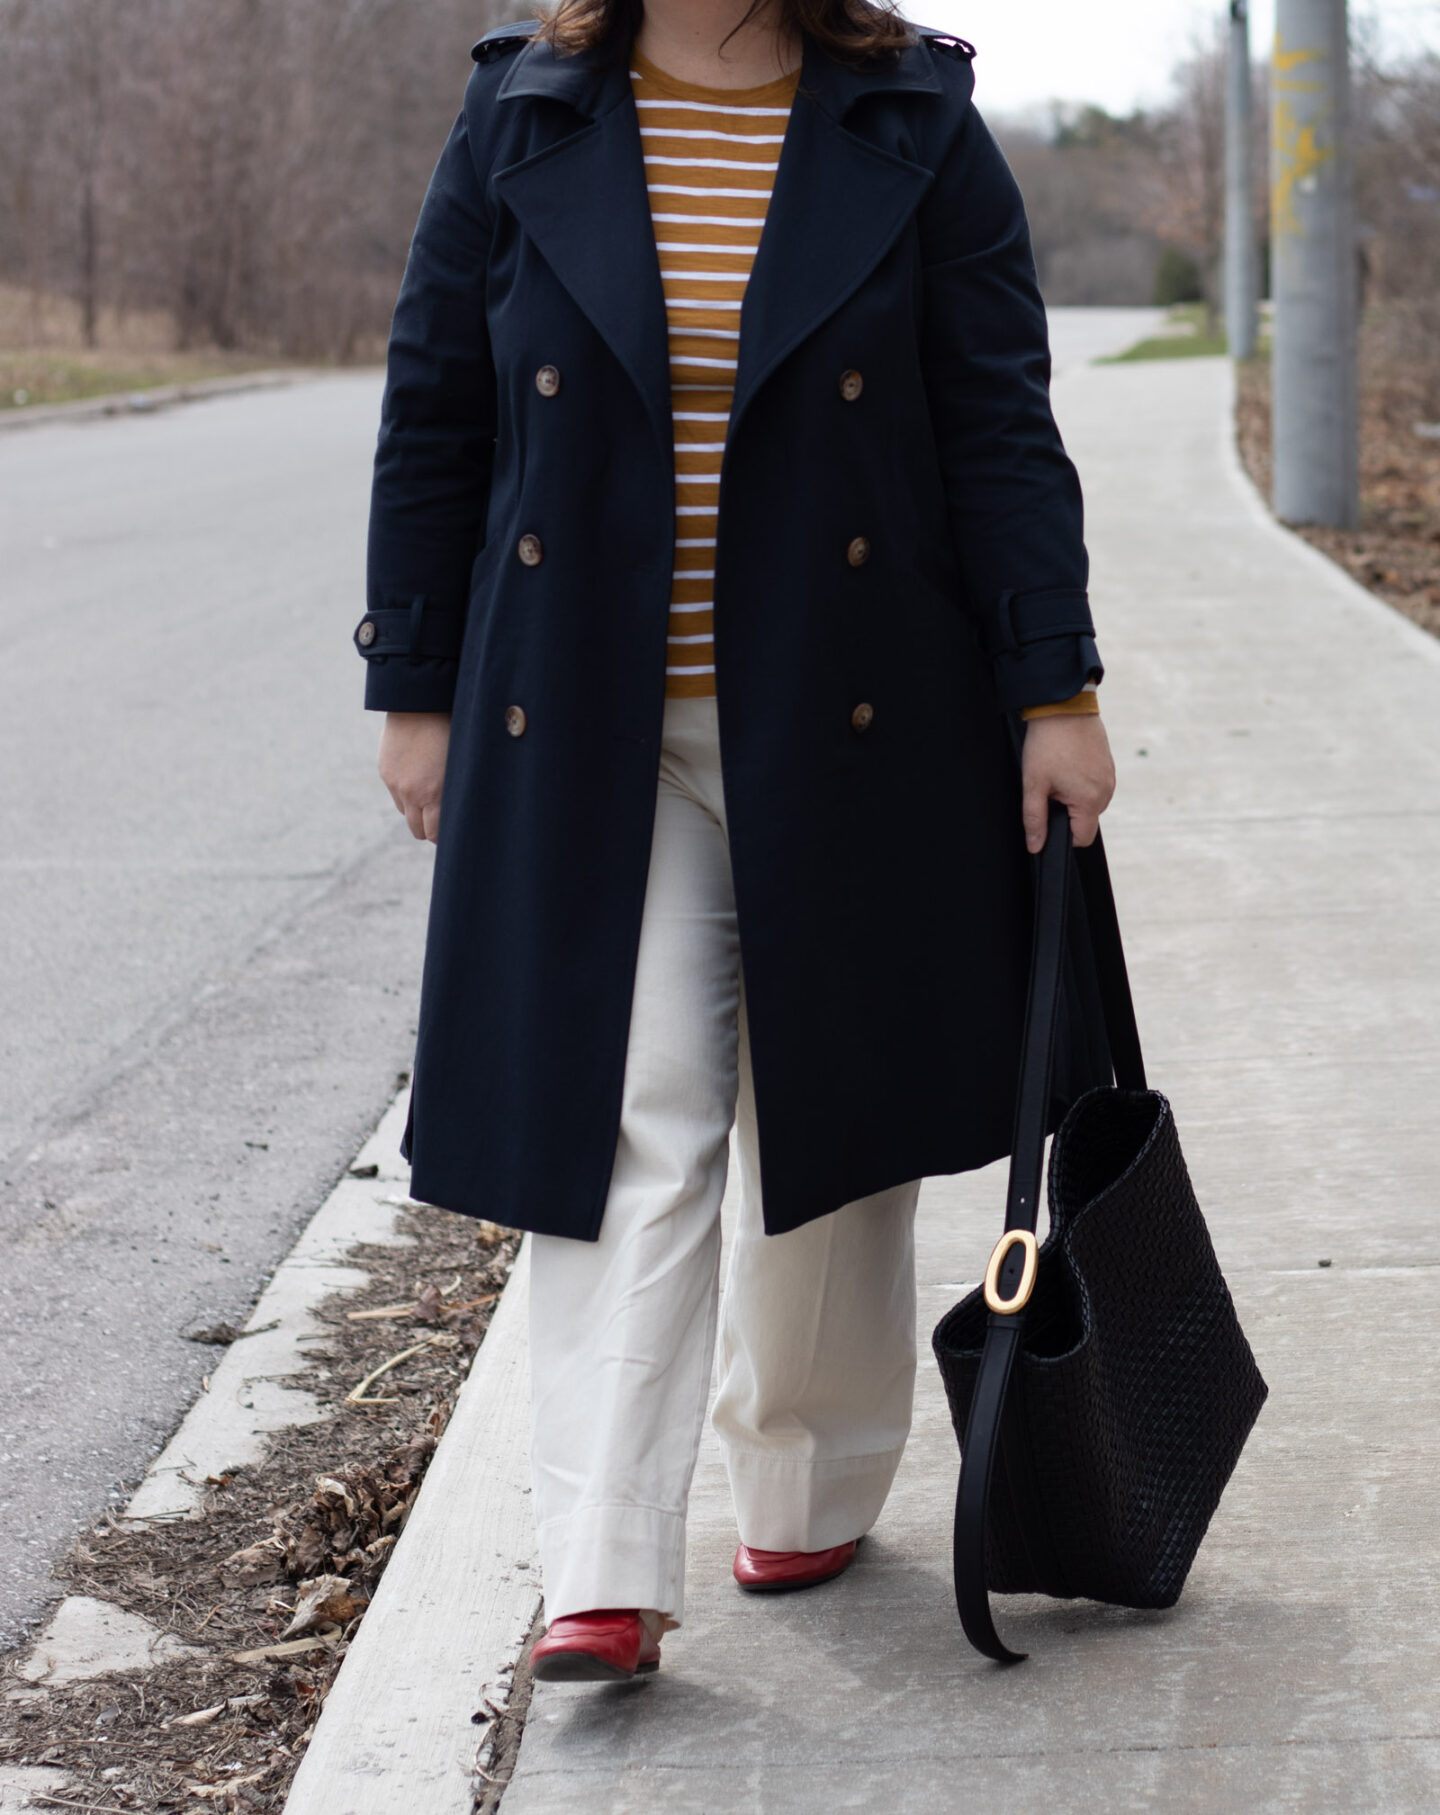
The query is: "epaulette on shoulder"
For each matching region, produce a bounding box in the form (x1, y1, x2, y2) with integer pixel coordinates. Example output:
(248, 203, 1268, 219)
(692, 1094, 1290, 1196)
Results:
(471, 18, 543, 63)
(915, 25, 976, 61)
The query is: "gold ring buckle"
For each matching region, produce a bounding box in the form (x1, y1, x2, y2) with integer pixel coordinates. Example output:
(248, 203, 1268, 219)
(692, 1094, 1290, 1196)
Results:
(983, 1229, 1039, 1315)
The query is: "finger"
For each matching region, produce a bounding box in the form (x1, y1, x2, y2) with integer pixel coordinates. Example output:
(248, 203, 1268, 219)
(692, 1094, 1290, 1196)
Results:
(1069, 804, 1100, 848)
(1022, 777, 1050, 853)
(404, 800, 429, 841)
(422, 801, 441, 844)
(378, 750, 402, 802)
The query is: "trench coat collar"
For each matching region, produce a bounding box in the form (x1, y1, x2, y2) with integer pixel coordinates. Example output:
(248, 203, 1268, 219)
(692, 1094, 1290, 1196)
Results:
(490, 30, 945, 448)
(493, 26, 945, 118)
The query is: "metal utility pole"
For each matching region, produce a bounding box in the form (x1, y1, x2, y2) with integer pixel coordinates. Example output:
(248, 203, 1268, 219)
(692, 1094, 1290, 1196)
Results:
(1270, 0, 1358, 527)
(1224, 1, 1258, 361)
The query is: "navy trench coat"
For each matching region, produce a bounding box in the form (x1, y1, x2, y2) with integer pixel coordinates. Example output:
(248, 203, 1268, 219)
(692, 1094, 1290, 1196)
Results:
(356, 20, 1110, 1240)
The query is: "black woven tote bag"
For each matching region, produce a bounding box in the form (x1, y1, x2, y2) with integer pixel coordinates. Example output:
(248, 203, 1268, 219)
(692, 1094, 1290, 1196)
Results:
(932, 803, 1268, 1663)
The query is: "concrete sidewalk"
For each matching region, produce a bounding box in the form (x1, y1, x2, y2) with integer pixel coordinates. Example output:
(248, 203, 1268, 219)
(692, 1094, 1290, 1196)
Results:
(501, 348, 1440, 1809)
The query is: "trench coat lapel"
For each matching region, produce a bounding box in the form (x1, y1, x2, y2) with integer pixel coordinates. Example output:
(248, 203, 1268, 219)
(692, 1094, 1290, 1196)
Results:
(489, 33, 947, 447)
(729, 35, 942, 434)
(492, 44, 673, 456)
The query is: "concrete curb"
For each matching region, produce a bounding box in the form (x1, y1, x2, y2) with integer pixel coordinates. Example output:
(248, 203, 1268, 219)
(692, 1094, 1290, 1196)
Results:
(2, 1092, 421, 1806)
(124, 1091, 415, 1523)
(0, 367, 347, 433)
(282, 1240, 539, 1815)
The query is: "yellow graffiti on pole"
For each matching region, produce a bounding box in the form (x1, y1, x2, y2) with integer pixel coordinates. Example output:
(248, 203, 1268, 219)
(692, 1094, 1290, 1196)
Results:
(1271, 34, 1333, 239)
(1273, 33, 1325, 75)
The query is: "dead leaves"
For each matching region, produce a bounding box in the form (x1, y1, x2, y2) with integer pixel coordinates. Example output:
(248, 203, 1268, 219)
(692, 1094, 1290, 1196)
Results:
(170, 1700, 227, 1727)
(343, 1276, 497, 1334)
(183, 1319, 280, 1346)
(229, 1633, 343, 1666)
(168, 1694, 265, 1728)
(185, 1770, 271, 1801)
(1236, 350, 1440, 627)
(220, 1426, 436, 1608)
(185, 1322, 245, 1346)
(411, 1279, 448, 1323)
(332, 1269, 497, 1404)
(218, 1544, 284, 1589)
(27, 1217, 519, 1815)
(279, 1575, 368, 1640)
(344, 1334, 459, 1406)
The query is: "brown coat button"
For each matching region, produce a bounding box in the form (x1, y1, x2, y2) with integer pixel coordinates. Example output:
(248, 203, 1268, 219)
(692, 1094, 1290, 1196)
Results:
(356, 619, 377, 647)
(851, 702, 875, 732)
(517, 533, 544, 566)
(536, 365, 561, 397)
(839, 369, 864, 402)
(505, 705, 527, 737)
(846, 536, 871, 567)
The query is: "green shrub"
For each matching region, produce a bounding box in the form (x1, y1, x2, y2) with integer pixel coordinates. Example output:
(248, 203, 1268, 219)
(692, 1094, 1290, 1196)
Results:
(1153, 248, 1204, 306)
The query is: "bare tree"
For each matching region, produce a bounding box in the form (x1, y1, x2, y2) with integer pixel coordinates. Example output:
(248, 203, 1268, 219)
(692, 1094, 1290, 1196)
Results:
(992, 31, 1271, 324)
(995, 106, 1167, 307)
(1149, 24, 1229, 332)
(0, 0, 506, 358)
(1352, 49, 1440, 418)
(7, 0, 1433, 395)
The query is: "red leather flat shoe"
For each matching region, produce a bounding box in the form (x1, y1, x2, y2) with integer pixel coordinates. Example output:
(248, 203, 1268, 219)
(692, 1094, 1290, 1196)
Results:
(733, 1540, 858, 1593)
(530, 1610, 661, 1682)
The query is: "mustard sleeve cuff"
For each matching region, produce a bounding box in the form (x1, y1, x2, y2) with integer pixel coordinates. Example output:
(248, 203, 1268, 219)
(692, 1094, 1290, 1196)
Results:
(1020, 690, 1101, 721)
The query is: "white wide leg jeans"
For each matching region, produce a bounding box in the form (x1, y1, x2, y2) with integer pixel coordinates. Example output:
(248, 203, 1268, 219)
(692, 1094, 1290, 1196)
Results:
(528, 696, 921, 1628)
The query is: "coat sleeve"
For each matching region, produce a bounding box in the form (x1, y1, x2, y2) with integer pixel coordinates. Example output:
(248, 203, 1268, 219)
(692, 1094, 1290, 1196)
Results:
(918, 102, 1103, 712)
(355, 82, 497, 714)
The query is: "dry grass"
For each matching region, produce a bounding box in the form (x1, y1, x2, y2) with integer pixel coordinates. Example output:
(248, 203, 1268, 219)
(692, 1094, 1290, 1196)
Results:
(0, 285, 313, 410)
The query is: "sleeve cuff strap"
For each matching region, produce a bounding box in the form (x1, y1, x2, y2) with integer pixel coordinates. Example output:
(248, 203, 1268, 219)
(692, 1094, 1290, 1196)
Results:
(354, 599, 463, 662)
(993, 631, 1104, 712)
(992, 587, 1095, 653)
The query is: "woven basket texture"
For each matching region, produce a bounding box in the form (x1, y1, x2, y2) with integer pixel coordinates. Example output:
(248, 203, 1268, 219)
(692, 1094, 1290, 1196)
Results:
(933, 1086, 1268, 1610)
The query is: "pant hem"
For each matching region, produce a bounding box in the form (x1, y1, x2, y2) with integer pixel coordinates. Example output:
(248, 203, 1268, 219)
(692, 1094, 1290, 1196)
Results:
(538, 1502, 689, 1629)
(721, 1441, 909, 1552)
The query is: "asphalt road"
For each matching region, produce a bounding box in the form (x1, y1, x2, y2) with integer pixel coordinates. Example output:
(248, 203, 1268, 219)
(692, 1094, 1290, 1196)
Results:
(0, 372, 429, 1647)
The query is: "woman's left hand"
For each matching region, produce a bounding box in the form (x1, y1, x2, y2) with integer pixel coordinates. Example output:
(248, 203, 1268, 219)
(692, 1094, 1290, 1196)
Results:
(1021, 714, 1116, 852)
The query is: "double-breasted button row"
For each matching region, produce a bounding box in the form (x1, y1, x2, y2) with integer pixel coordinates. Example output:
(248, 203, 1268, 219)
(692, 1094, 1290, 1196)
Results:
(517, 533, 544, 566)
(847, 536, 871, 568)
(535, 364, 561, 397)
(839, 368, 864, 402)
(505, 705, 527, 738)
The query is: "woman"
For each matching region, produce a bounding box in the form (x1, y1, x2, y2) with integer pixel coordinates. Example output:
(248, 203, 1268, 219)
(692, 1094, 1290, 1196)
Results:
(356, 0, 1115, 1682)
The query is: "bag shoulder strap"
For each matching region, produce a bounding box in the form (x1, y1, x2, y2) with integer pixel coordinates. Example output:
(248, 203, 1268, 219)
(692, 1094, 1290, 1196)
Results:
(951, 804, 1144, 1662)
(1075, 829, 1146, 1094)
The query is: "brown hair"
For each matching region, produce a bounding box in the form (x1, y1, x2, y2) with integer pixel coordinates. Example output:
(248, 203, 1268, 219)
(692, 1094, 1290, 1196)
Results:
(536, 0, 913, 68)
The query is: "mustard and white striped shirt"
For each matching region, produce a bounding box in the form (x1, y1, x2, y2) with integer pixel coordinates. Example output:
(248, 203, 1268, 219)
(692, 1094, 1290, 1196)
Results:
(630, 50, 800, 701)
